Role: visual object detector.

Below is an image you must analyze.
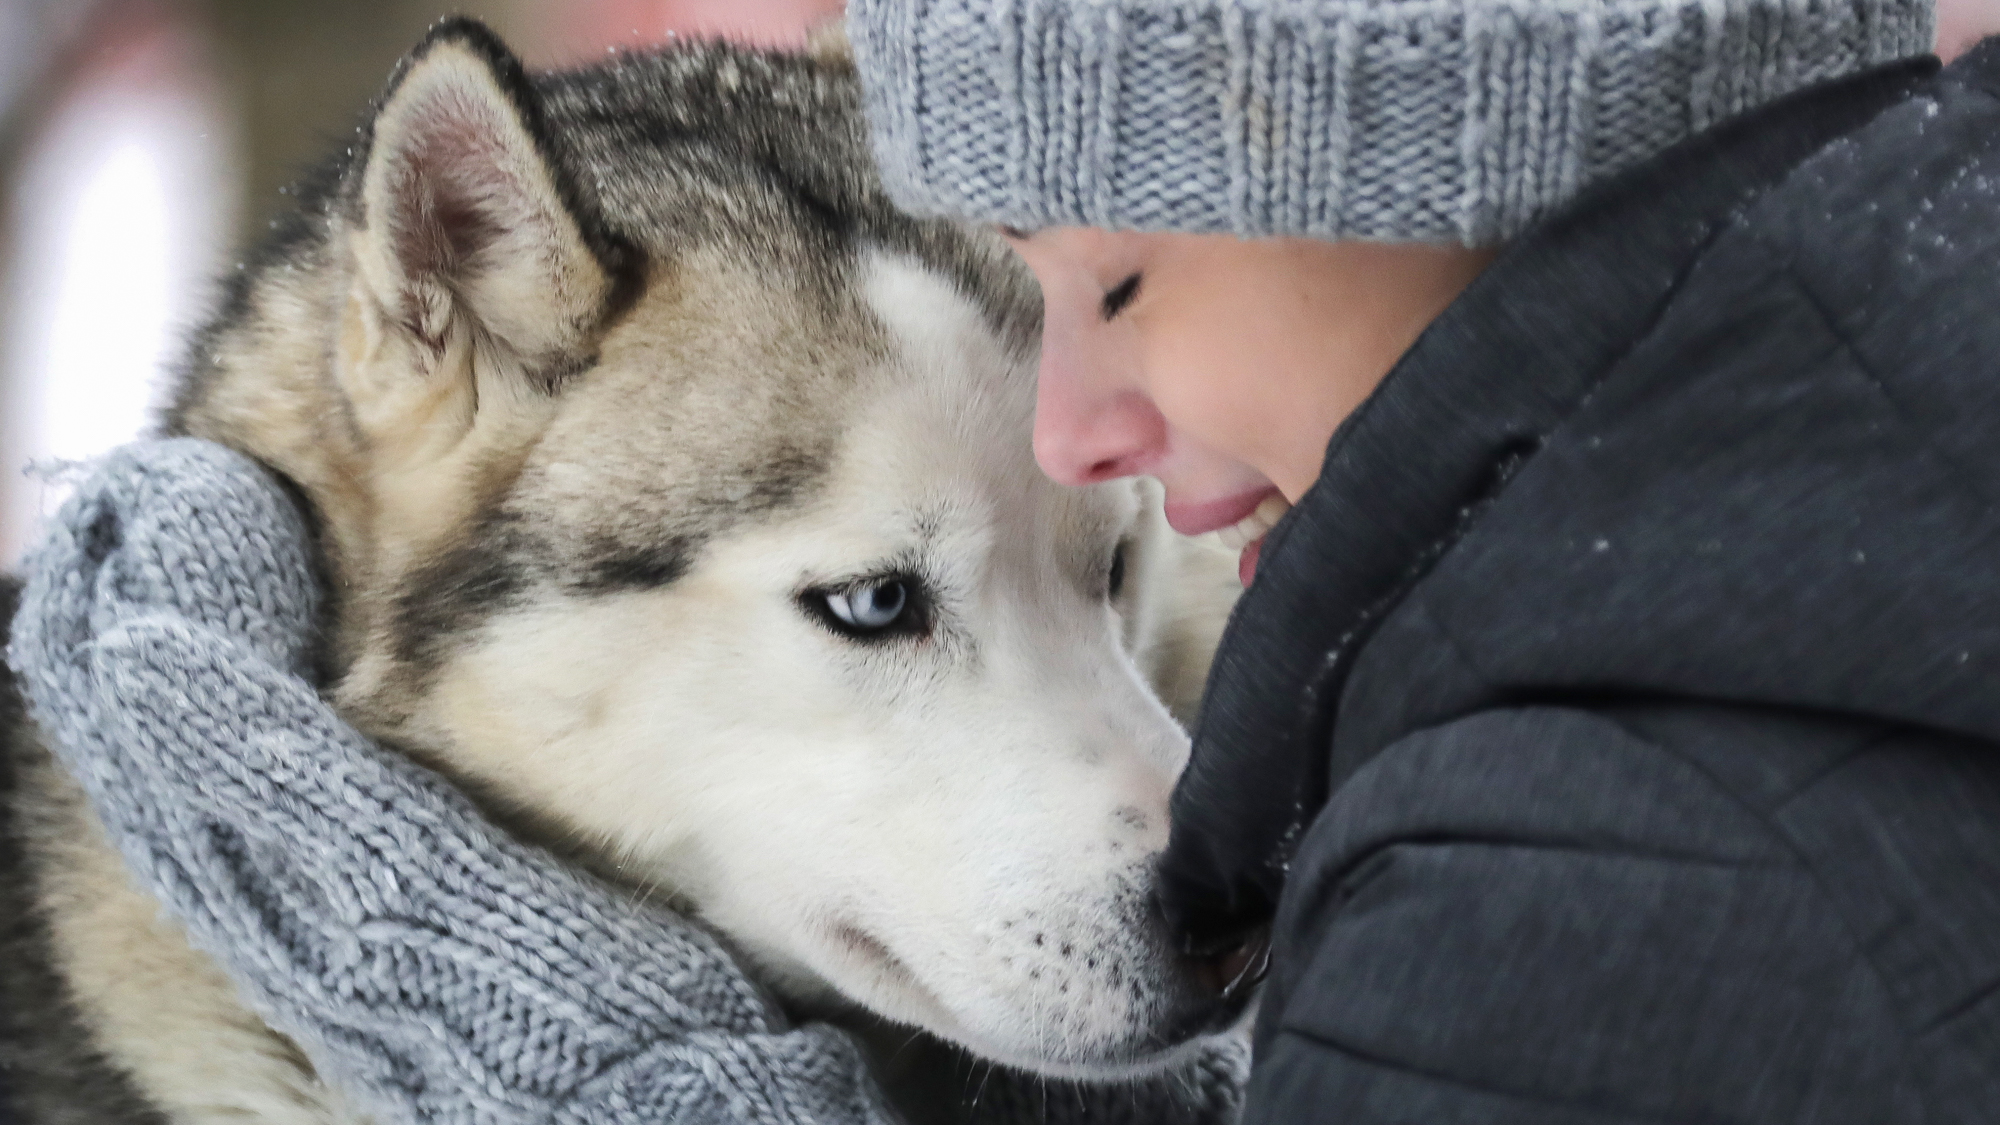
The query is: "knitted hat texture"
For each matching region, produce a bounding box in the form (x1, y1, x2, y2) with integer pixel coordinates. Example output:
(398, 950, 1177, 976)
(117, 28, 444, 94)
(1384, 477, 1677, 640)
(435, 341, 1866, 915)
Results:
(849, 0, 1934, 243)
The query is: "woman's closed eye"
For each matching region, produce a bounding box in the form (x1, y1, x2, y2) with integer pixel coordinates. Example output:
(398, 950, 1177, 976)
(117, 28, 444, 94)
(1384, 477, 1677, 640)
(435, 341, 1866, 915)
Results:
(1100, 273, 1142, 321)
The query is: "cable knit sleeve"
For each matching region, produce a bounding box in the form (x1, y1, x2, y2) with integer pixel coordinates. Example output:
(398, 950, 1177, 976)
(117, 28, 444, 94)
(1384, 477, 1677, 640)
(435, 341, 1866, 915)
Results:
(7, 440, 904, 1124)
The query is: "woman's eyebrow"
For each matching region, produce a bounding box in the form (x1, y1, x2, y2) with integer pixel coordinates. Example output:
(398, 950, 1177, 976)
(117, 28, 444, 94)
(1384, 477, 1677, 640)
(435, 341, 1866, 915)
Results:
(998, 225, 1032, 240)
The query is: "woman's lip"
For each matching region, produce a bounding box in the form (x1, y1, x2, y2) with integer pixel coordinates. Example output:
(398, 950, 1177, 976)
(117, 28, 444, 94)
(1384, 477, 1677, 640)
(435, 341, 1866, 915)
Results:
(1163, 488, 1283, 536)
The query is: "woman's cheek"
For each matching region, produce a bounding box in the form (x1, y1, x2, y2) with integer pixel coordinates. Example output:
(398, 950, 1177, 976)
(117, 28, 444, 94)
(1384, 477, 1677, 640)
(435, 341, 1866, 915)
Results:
(1134, 326, 1265, 468)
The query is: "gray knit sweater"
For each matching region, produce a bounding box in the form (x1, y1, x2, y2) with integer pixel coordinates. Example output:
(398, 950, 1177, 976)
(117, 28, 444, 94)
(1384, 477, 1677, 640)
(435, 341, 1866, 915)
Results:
(6, 439, 1247, 1125)
(849, 0, 1935, 243)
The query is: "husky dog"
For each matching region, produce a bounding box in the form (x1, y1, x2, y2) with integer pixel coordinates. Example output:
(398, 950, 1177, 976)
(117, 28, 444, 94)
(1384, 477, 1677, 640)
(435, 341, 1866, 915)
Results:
(0, 19, 1250, 1125)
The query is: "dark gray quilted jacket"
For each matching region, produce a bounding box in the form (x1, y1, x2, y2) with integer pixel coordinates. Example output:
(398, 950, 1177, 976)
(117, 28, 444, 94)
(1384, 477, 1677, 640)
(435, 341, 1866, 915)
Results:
(1163, 42, 2000, 1123)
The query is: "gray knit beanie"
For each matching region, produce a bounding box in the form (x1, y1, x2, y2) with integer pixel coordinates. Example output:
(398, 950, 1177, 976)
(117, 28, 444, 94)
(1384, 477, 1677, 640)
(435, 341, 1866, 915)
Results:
(848, 0, 1934, 244)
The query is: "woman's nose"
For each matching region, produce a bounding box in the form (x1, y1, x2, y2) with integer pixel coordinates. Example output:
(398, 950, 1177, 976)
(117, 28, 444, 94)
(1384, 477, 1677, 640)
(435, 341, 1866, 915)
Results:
(1032, 348, 1169, 486)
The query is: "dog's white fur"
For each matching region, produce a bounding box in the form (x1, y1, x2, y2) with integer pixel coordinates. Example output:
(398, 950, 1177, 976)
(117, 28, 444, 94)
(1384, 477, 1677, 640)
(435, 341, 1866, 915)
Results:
(428, 254, 1204, 1071)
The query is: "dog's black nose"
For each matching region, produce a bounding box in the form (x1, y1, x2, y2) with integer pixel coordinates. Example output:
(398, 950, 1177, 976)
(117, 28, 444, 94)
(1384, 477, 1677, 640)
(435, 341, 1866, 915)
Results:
(1206, 925, 1272, 1006)
(1143, 884, 1271, 1042)
(1190, 924, 1270, 1024)
(1158, 923, 1271, 1044)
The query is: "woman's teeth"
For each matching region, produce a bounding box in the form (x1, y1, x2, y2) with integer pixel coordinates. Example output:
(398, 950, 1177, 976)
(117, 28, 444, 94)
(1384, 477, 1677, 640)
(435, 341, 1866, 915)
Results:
(1213, 494, 1292, 551)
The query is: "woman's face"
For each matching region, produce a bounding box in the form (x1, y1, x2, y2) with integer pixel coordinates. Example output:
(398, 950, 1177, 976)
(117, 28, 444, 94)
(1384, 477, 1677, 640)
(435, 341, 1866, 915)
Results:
(1006, 227, 1491, 583)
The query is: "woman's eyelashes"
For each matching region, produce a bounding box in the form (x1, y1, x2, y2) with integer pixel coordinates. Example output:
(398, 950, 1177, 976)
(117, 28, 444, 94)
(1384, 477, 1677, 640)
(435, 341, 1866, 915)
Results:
(1100, 273, 1142, 321)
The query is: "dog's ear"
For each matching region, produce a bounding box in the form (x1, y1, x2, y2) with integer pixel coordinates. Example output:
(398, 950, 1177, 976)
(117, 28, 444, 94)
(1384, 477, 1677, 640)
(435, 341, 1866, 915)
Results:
(353, 19, 623, 385)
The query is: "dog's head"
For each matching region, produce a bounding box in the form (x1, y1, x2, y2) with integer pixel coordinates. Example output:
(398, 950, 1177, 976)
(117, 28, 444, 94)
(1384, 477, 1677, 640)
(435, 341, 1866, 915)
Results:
(169, 21, 1249, 1078)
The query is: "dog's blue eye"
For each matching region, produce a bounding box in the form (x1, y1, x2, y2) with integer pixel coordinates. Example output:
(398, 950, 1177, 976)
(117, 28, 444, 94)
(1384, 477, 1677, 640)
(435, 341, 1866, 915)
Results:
(804, 575, 929, 641)
(824, 580, 908, 631)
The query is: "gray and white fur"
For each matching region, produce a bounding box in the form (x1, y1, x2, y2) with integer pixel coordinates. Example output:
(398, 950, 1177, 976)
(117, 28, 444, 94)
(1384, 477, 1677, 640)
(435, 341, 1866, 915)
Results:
(0, 18, 1247, 1125)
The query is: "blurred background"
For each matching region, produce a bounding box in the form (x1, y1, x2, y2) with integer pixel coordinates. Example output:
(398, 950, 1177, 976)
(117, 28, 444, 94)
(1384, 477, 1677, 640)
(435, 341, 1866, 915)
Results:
(0, 0, 1994, 566)
(0, 0, 843, 565)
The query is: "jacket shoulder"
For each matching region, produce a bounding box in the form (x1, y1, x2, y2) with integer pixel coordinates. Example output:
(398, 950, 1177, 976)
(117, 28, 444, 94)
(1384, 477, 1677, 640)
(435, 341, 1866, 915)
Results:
(1738, 45, 2000, 494)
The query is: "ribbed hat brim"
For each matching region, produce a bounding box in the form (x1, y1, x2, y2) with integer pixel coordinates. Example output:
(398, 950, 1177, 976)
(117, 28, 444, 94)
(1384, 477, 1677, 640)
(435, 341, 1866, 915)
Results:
(850, 0, 1934, 243)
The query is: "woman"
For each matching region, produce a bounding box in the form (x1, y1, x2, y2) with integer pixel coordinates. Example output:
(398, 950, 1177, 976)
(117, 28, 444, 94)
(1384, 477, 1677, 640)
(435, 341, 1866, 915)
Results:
(846, 0, 2000, 1119)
